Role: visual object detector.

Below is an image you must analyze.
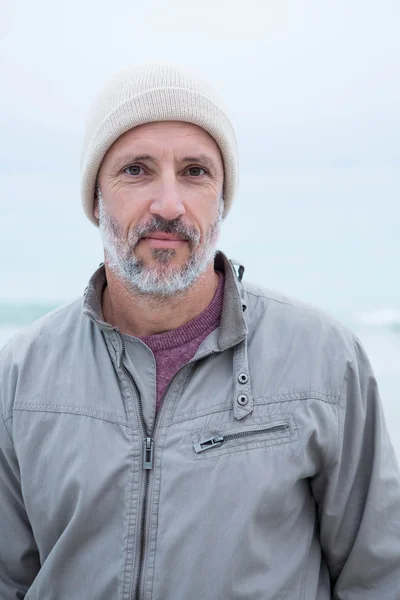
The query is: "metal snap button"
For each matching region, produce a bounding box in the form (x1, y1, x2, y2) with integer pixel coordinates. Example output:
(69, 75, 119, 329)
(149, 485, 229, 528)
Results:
(238, 373, 249, 384)
(237, 394, 248, 407)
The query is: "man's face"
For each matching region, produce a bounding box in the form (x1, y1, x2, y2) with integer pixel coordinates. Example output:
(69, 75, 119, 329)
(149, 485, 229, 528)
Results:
(95, 121, 225, 296)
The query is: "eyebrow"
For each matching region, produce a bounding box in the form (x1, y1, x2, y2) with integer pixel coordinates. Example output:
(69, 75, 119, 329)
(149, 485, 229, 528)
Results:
(110, 153, 218, 173)
(110, 154, 153, 172)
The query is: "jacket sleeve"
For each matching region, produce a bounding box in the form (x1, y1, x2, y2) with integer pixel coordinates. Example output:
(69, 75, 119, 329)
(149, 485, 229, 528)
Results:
(311, 335, 400, 597)
(0, 410, 41, 598)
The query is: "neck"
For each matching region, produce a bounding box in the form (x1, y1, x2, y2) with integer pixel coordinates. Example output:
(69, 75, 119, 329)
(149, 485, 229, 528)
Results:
(102, 263, 219, 336)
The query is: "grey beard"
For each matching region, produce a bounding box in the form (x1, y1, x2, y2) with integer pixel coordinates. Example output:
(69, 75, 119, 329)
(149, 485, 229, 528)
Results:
(97, 188, 224, 298)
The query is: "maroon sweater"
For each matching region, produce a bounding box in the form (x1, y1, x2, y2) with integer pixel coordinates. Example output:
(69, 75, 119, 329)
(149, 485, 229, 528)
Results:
(138, 271, 225, 412)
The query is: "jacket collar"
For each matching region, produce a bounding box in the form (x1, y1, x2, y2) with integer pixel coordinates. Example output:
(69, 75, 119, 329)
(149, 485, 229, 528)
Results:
(83, 250, 248, 350)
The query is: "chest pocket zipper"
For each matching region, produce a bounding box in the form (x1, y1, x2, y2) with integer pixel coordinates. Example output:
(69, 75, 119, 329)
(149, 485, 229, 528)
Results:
(193, 422, 290, 454)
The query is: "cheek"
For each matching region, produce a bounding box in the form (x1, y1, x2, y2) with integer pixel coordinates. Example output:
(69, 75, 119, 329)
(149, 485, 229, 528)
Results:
(109, 190, 149, 225)
(196, 198, 221, 226)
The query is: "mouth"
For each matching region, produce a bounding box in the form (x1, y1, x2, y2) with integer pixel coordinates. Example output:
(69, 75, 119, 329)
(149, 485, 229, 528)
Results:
(141, 233, 188, 248)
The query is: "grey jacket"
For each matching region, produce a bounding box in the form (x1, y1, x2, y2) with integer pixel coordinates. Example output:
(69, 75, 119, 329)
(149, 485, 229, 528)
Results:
(1, 251, 400, 599)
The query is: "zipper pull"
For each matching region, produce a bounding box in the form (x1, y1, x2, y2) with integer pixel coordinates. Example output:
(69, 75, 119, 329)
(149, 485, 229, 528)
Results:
(193, 436, 225, 454)
(143, 437, 154, 470)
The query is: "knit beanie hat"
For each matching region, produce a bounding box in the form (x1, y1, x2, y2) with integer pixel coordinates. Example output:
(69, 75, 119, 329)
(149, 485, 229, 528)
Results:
(80, 63, 239, 227)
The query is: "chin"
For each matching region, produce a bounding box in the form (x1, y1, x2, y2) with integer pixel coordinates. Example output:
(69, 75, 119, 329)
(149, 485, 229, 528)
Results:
(147, 247, 190, 263)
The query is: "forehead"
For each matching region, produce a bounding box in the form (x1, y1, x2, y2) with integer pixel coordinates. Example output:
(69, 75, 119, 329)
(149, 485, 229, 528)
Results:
(105, 121, 222, 160)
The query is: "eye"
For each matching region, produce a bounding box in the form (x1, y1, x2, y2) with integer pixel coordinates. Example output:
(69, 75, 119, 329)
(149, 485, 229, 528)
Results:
(124, 165, 145, 176)
(186, 166, 207, 177)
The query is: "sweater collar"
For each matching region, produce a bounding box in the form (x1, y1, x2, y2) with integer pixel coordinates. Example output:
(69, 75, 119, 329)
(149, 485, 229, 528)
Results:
(136, 270, 224, 351)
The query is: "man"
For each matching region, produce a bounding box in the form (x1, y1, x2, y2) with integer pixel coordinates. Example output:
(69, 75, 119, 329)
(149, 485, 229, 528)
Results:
(0, 64, 399, 600)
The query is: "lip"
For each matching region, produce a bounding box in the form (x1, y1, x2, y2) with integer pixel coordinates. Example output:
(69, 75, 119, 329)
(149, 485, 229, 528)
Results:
(145, 233, 186, 241)
(142, 234, 187, 249)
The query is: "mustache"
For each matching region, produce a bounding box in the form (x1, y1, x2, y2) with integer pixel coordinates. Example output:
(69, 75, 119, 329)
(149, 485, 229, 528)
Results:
(132, 216, 200, 245)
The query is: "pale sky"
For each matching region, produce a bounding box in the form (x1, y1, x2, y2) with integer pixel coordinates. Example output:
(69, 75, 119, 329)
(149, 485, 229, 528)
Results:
(1, 0, 399, 312)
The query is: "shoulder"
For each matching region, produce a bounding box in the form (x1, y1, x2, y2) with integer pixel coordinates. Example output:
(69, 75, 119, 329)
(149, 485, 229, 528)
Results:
(242, 279, 357, 368)
(0, 299, 85, 415)
(0, 298, 84, 360)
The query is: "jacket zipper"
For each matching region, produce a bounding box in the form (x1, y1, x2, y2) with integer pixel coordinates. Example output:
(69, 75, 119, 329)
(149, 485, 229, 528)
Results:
(193, 423, 289, 454)
(119, 332, 218, 600)
(118, 335, 150, 600)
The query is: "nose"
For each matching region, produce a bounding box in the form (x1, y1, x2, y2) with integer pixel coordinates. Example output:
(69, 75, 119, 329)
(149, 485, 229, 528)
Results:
(149, 175, 186, 221)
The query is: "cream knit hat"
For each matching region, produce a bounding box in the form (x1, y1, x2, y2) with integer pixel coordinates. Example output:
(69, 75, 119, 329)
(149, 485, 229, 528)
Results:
(80, 63, 239, 226)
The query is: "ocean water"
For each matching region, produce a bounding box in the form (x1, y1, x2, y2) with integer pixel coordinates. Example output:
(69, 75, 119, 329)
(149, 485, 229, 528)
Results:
(1, 300, 399, 460)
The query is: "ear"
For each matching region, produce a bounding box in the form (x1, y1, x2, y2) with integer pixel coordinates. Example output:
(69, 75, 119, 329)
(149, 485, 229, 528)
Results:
(94, 195, 99, 220)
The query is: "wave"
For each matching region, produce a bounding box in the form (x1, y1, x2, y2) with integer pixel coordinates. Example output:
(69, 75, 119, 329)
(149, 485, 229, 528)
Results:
(0, 302, 58, 326)
(353, 309, 400, 332)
